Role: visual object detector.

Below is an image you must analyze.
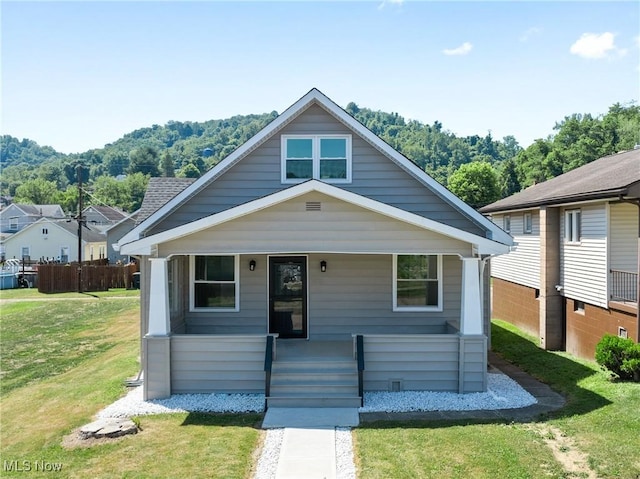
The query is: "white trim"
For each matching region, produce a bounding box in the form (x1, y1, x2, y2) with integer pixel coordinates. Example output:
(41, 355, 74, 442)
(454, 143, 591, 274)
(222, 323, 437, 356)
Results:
(523, 212, 533, 234)
(121, 180, 510, 256)
(392, 254, 443, 312)
(189, 254, 240, 312)
(564, 209, 581, 244)
(118, 88, 511, 248)
(460, 257, 483, 335)
(281, 134, 352, 184)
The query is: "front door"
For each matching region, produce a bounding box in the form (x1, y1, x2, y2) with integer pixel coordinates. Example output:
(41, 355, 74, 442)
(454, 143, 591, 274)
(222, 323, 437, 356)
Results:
(269, 256, 307, 339)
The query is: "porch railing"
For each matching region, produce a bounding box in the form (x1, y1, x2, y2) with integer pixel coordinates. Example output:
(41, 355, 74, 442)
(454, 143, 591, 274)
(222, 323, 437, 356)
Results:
(355, 335, 365, 407)
(610, 269, 638, 303)
(264, 335, 275, 409)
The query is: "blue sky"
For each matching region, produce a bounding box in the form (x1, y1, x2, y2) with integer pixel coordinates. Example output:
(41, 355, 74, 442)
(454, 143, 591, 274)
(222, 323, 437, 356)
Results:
(2, 1, 638, 154)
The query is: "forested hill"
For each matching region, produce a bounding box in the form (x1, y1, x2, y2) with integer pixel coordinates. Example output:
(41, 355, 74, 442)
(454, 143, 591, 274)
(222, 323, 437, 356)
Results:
(1, 101, 638, 213)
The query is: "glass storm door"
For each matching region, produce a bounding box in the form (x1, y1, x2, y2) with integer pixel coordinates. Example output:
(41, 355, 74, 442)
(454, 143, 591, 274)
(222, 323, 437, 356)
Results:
(269, 256, 307, 339)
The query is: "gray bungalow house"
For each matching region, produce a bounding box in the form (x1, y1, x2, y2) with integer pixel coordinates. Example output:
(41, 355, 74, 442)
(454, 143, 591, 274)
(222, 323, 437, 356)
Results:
(481, 149, 639, 360)
(117, 89, 513, 406)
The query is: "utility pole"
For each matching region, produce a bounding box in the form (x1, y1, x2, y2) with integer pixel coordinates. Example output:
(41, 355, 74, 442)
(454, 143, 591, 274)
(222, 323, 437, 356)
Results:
(77, 165, 83, 293)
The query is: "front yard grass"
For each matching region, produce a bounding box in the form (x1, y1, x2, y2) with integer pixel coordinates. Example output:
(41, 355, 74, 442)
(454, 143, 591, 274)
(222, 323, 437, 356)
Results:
(354, 319, 640, 479)
(0, 294, 261, 478)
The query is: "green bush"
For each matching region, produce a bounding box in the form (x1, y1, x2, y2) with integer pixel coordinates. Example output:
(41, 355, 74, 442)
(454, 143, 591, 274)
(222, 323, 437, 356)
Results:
(595, 334, 640, 381)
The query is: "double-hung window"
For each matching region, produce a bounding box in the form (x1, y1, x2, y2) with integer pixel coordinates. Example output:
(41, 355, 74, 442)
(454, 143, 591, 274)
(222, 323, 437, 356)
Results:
(281, 135, 351, 183)
(393, 254, 442, 311)
(523, 213, 532, 234)
(191, 255, 239, 311)
(565, 209, 581, 244)
(503, 215, 511, 233)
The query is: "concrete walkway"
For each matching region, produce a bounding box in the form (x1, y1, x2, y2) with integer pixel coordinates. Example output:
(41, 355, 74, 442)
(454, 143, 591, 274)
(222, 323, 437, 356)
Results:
(259, 352, 566, 478)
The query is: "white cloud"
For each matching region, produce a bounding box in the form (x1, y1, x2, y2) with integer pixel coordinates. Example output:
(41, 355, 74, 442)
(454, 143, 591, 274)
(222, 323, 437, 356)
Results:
(519, 27, 542, 42)
(378, 0, 404, 10)
(570, 32, 618, 59)
(443, 42, 473, 56)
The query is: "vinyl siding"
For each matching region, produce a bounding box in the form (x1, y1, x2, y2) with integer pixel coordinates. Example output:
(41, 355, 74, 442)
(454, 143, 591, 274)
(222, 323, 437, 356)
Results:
(170, 335, 267, 393)
(361, 334, 486, 393)
(183, 253, 464, 341)
(158, 192, 472, 257)
(149, 103, 484, 237)
(3, 222, 78, 262)
(561, 203, 608, 307)
(490, 211, 540, 289)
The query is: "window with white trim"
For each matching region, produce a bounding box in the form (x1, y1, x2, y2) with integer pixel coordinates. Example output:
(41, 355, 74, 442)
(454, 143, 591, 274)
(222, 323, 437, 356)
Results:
(281, 135, 351, 183)
(503, 215, 511, 233)
(191, 255, 239, 311)
(393, 254, 442, 311)
(565, 209, 581, 243)
(523, 213, 532, 234)
(21, 246, 30, 260)
(10, 217, 18, 230)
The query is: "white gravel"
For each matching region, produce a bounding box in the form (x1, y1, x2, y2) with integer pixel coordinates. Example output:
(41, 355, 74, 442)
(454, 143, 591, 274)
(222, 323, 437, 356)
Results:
(98, 372, 535, 419)
(98, 372, 535, 479)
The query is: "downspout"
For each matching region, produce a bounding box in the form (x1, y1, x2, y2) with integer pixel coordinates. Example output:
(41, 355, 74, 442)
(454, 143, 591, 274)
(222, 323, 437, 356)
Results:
(618, 195, 640, 343)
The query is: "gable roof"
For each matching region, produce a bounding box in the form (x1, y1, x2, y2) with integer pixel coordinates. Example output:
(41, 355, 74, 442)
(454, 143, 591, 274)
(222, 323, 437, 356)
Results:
(120, 180, 511, 256)
(120, 88, 512, 247)
(1, 204, 65, 218)
(83, 205, 128, 222)
(481, 149, 640, 213)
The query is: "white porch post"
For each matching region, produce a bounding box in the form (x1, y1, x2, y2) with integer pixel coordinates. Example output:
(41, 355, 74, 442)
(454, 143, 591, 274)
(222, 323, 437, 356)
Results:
(460, 257, 483, 335)
(147, 257, 170, 336)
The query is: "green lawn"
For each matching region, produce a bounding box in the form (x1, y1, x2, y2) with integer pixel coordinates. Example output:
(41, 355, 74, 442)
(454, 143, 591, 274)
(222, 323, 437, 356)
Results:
(0, 294, 262, 478)
(354, 320, 640, 479)
(2, 293, 638, 479)
(0, 287, 140, 300)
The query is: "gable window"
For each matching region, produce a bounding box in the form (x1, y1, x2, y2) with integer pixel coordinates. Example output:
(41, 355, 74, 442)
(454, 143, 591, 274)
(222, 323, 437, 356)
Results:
(565, 209, 581, 243)
(10, 217, 18, 230)
(42, 228, 49, 236)
(523, 213, 532, 234)
(393, 254, 442, 311)
(281, 135, 351, 183)
(191, 255, 239, 311)
(503, 215, 511, 233)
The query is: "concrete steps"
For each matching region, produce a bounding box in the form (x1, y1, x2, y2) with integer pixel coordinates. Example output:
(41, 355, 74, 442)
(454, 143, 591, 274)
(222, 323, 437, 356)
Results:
(267, 343, 361, 408)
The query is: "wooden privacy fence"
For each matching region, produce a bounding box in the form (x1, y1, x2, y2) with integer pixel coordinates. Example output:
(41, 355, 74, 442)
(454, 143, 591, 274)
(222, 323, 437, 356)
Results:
(38, 263, 138, 293)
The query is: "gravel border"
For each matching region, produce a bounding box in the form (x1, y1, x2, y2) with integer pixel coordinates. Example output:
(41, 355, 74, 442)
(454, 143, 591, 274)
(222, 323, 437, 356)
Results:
(98, 372, 536, 419)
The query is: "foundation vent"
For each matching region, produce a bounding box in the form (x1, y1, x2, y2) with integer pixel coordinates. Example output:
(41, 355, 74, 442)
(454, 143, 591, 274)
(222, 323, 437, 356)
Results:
(306, 201, 322, 212)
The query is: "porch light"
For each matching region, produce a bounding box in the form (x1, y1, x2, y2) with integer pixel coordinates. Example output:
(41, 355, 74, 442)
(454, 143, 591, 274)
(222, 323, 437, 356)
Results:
(320, 260, 327, 272)
(249, 259, 256, 271)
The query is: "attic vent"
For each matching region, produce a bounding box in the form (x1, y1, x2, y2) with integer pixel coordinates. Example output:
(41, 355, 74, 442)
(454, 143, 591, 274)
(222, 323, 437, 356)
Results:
(306, 201, 322, 211)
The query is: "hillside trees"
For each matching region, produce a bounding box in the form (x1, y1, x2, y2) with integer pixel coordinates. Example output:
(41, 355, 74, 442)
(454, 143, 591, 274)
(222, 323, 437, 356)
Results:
(448, 161, 500, 208)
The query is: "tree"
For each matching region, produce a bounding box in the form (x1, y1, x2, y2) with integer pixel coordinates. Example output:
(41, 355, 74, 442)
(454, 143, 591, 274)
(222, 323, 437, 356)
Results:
(160, 151, 175, 177)
(128, 146, 160, 176)
(499, 158, 521, 198)
(14, 178, 59, 204)
(178, 163, 201, 178)
(447, 162, 500, 209)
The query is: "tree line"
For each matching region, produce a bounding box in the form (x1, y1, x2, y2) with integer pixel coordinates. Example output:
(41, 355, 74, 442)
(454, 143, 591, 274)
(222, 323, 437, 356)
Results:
(1, 101, 637, 213)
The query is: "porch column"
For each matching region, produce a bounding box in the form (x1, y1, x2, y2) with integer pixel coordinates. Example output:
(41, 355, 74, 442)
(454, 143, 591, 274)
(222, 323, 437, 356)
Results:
(460, 257, 483, 335)
(147, 257, 170, 336)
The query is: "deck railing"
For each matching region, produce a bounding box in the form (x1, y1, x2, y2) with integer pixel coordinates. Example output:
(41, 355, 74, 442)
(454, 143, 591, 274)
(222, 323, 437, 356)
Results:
(610, 269, 638, 303)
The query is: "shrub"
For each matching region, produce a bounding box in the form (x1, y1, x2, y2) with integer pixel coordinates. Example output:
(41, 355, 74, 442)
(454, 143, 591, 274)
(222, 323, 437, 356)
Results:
(595, 334, 640, 381)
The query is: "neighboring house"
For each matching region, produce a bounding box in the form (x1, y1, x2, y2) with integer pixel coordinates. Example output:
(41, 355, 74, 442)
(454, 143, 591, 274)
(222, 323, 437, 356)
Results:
(105, 210, 141, 263)
(83, 205, 128, 232)
(481, 150, 640, 360)
(117, 88, 512, 404)
(2, 217, 106, 263)
(0, 204, 65, 234)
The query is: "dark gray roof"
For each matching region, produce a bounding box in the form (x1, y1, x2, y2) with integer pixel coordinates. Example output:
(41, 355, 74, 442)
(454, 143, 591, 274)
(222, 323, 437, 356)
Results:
(83, 205, 127, 221)
(15, 204, 65, 217)
(481, 149, 640, 213)
(136, 178, 196, 225)
(56, 220, 106, 243)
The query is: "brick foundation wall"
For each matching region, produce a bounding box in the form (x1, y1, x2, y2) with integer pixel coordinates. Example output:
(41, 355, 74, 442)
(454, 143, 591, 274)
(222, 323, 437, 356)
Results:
(566, 300, 637, 360)
(492, 278, 540, 338)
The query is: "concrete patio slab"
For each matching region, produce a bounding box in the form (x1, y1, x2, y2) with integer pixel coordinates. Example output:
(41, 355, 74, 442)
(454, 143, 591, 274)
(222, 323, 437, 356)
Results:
(262, 407, 359, 429)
